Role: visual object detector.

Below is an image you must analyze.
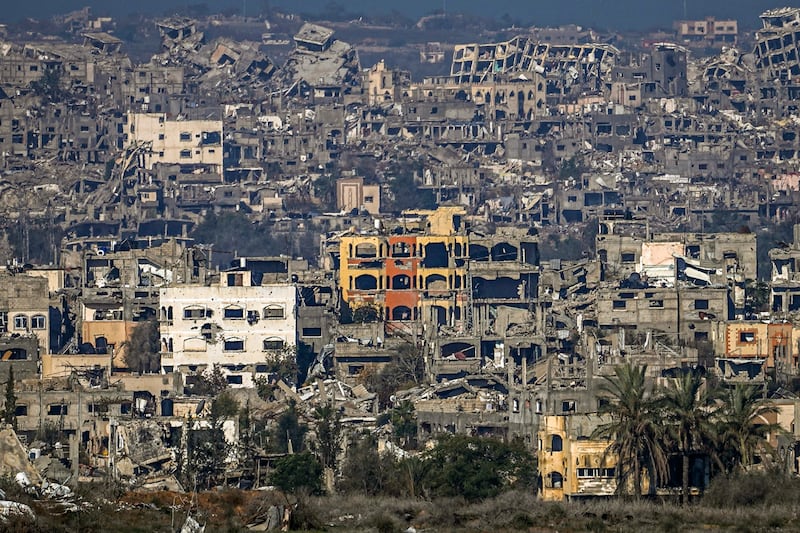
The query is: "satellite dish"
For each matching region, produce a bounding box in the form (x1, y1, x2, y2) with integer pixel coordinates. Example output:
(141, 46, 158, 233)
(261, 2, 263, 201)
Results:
(389, 395, 397, 404)
(195, 399, 206, 415)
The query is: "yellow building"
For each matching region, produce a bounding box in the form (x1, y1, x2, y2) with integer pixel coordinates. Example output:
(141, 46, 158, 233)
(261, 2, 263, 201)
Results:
(338, 207, 469, 327)
(538, 415, 617, 501)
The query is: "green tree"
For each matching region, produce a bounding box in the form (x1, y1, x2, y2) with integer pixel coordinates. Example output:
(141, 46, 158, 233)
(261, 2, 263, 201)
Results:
(420, 435, 535, 501)
(337, 434, 399, 495)
(716, 385, 779, 472)
(311, 403, 342, 470)
(593, 363, 668, 498)
(660, 373, 717, 504)
(191, 364, 229, 396)
(122, 319, 160, 374)
(312, 174, 337, 211)
(390, 400, 417, 448)
(352, 305, 380, 323)
(186, 426, 228, 489)
(2, 366, 17, 430)
(744, 279, 770, 315)
(363, 345, 425, 410)
(386, 159, 435, 213)
(184, 392, 239, 489)
(271, 401, 307, 454)
(211, 391, 239, 420)
(270, 452, 323, 494)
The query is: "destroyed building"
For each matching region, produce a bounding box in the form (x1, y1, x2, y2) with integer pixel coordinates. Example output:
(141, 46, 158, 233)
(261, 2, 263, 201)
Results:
(770, 223, 800, 315)
(277, 23, 361, 102)
(450, 36, 618, 99)
(5, 4, 800, 498)
(754, 7, 800, 81)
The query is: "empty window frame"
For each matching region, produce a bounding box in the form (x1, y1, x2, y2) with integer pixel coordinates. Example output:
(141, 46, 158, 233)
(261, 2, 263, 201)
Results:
(223, 306, 245, 319)
(263, 305, 285, 319)
(263, 338, 284, 351)
(223, 338, 245, 352)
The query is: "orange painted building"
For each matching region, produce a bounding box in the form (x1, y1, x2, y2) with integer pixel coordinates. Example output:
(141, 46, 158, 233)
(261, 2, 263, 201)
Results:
(723, 321, 793, 370)
(339, 207, 469, 329)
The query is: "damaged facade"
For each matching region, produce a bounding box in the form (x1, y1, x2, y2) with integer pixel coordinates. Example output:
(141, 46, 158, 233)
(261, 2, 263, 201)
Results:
(4, 3, 800, 506)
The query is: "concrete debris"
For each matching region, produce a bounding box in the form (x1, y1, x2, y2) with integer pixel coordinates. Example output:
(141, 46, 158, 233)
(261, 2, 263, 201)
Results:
(246, 504, 291, 531)
(6, 1, 800, 499)
(0, 500, 35, 521)
(180, 516, 205, 533)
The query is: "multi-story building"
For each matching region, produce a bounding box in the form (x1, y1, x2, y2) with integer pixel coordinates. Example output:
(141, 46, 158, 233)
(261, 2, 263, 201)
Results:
(712, 320, 795, 379)
(338, 206, 470, 327)
(336, 176, 381, 215)
(676, 17, 738, 43)
(597, 285, 730, 345)
(0, 271, 50, 355)
(770, 224, 800, 316)
(159, 271, 297, 387)
(597, 219, 756, 314)
(538, 414, 617, 501)
(332, 207, 540, 381)
(754, 7, 800, 81)
(126, 112, 223, 172)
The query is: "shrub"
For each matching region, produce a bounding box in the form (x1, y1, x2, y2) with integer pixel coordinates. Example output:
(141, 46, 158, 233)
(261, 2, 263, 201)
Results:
(419, 435, 536, 501)
(270, 452, 323, 495)
(703, 471, 800, 508)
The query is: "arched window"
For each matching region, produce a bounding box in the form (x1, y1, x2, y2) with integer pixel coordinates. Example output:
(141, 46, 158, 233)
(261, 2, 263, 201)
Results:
(425, 274, 447, 291)
(184, 338, 207, 352)
(95, 336, 108, 354)
(469, 244, 490, 261)
(550, 434, 563, 452)
(355, 274, 377, 290)
(547, 471, 564, 488)
(13, 315, 28, 330)
(391, 241, 411, 257)
(223, 305, 244, 319)
(263, 304, 285, 319)
(183, 306, 208, 320)
(391, 306, 412, 321)
(31, 315, 46, 330)
(491, 242, 518, 261)
(263, 337, 285, 351)
(392, 274, 411, 290)
(355, 242, 377, 258)
(223, 337, 245, 352)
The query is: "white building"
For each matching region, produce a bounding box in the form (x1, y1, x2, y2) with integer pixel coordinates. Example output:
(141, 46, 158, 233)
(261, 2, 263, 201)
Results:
(126, 112, 223, 172)
(159, 272, 297, 387)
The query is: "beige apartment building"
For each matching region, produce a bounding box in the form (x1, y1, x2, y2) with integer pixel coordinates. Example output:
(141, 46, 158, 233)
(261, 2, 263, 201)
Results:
(126, 112, 223, 172)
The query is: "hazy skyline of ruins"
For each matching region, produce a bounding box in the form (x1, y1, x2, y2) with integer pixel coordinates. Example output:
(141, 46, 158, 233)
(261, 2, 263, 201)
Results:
(2, 0, 791, 30)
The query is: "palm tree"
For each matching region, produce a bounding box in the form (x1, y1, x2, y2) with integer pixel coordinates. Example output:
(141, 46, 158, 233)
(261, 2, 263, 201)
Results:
(660, 372, 717, 504)
(592, 363, 668, 498)
(716, 384, 779, 472)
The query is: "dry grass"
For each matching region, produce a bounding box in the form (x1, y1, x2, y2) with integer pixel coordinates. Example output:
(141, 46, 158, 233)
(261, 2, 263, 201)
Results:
(300, 491, 800, 532)
(5, 473, 800, 532)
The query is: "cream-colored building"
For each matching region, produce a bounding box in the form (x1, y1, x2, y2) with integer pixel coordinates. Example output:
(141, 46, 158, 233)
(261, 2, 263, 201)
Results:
(159, 272, 297, 387)
(1, 271, 50, 354)
(336, 176, 381, 215)
(126, 112, 223, 171)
